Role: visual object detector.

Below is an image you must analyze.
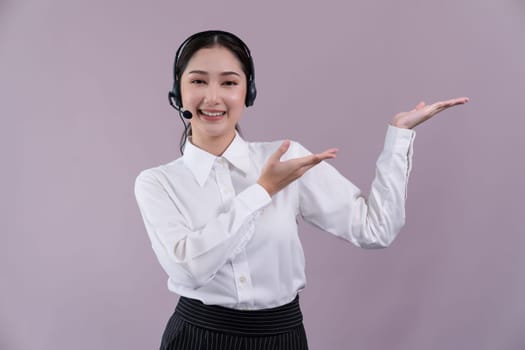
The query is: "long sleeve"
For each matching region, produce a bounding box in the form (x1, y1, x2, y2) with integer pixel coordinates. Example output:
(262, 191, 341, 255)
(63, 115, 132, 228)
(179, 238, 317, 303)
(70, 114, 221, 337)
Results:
(297, 125, 416, 248)
(134, 130, 415, 309)
(134, 170, 271, 289)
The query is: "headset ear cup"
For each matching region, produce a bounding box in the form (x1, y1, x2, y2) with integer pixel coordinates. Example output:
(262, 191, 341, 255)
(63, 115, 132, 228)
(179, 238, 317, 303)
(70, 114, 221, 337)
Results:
(171, 82, 182, 108)
(246, 80, 257, 107)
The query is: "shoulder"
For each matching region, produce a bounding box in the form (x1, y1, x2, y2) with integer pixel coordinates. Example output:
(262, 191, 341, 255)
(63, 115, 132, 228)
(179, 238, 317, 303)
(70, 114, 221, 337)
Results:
(135, 157, 186, 189)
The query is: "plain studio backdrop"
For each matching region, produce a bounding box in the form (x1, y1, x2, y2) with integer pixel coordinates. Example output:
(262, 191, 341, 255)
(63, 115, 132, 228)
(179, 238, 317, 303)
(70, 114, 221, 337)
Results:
(1, 0, 524, 349)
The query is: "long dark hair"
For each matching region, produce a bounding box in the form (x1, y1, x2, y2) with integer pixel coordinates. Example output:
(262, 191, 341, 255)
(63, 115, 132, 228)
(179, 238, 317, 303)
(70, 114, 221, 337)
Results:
(174, 31, 252, 153)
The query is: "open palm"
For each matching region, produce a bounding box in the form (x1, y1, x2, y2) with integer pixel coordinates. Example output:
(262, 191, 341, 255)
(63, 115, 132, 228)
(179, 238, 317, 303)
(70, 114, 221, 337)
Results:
(392, 97, 469, 129)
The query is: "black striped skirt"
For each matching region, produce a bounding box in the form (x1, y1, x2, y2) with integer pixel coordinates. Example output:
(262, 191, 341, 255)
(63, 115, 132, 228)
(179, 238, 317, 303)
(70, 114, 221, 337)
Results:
(160, 295, 308, 350)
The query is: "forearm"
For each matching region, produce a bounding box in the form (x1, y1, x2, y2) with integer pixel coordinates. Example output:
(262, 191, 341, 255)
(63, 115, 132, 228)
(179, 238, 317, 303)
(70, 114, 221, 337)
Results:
(299, 126, 416, 247)
(135, 172, 271, 288)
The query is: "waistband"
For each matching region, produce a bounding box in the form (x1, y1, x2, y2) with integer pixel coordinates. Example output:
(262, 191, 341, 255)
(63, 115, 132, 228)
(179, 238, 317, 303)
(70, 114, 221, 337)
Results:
(174, 295, 304, 336)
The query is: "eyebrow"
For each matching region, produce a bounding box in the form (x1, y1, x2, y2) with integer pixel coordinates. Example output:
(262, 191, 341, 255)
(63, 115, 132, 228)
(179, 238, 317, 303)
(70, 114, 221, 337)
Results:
(187, 70, 241, 77)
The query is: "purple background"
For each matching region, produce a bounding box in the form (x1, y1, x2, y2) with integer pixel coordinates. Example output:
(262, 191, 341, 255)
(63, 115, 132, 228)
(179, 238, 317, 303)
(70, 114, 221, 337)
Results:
(2, 0, 524, 349)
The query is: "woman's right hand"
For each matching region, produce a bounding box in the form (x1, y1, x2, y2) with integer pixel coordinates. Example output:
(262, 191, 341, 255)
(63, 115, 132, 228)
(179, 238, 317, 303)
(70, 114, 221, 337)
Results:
(257, 140, 338, 197)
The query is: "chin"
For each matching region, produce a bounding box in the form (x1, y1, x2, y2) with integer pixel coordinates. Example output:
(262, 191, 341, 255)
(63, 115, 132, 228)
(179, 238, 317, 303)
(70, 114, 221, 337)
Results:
(195, 125, 236, 139)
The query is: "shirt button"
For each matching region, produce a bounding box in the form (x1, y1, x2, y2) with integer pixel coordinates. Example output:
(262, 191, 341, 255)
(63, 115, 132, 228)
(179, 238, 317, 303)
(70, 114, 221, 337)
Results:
(239, 276, 246, 284)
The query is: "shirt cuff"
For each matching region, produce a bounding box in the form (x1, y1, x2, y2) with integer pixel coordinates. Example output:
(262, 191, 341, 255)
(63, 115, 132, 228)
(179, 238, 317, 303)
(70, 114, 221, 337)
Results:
(384, 124, 416, 153)
(236, 183, 272, 213)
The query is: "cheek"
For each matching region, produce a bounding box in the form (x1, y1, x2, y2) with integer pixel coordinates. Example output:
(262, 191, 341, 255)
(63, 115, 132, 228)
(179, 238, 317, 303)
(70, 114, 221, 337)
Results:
(226, 88, 247, 106)
(181, 86, 201, 106)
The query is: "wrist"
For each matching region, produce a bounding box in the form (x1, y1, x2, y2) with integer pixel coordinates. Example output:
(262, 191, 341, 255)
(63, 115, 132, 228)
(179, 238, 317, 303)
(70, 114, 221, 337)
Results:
(257, 180, 275, 197)
(390, 120, 412, 129)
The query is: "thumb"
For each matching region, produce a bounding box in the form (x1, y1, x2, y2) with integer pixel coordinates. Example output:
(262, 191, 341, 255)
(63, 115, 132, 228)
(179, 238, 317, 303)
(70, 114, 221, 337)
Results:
(270, 140, 291, 162)
(414, 101, 426, 110)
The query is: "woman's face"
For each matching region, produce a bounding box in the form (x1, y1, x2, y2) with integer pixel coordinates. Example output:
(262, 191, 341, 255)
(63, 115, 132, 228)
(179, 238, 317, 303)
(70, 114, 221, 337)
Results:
(180, 45, 247, 146)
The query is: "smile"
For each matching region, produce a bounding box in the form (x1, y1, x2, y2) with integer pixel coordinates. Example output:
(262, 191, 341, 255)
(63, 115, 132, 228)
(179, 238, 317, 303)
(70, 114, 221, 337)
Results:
(199, 110, 226, 117)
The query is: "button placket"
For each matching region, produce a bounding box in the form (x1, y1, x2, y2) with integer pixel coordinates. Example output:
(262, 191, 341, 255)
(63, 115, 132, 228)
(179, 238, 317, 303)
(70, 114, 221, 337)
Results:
(215, 158, 235, 201)
(230, 251, 253, 306)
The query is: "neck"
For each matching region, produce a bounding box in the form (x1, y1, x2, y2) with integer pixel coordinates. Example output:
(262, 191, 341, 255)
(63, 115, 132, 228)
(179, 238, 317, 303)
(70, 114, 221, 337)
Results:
(191, 131, 236, 156)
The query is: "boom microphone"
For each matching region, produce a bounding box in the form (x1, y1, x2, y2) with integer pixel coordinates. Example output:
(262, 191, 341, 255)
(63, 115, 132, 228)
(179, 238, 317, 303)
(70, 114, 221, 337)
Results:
(181, 109, 193, 119)
(168, 92, 193, 119)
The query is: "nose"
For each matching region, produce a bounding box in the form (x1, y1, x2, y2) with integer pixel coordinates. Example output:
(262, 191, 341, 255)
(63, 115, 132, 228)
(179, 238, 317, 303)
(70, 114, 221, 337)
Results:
(203, 83, 220, 105)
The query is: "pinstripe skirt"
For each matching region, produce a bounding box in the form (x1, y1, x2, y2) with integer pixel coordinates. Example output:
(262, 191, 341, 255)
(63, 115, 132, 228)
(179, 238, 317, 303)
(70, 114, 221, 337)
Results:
(160, 295, 308, 350)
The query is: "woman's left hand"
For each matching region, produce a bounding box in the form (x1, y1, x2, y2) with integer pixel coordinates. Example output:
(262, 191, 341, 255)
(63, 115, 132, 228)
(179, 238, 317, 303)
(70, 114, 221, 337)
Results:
(391, 97, 470, 129)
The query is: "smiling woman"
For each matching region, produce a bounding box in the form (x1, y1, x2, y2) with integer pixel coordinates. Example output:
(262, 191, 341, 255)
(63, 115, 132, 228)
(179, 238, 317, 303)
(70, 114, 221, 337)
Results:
(134, 30, 469, 350)
(168, 31, 256, 155)
(180, 46, 247, 155)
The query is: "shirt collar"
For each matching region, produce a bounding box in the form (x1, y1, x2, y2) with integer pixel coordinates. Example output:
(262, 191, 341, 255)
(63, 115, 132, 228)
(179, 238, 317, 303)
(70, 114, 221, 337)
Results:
(183, 132, 251, 187)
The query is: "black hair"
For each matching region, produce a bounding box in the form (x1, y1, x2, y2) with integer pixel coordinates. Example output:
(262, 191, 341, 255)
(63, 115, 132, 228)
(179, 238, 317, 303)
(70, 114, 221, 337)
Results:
(175, 31, 251, 153)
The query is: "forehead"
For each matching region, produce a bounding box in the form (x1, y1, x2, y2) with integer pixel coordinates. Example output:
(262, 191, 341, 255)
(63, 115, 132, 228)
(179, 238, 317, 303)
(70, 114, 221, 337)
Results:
(183, 46, 245, 76)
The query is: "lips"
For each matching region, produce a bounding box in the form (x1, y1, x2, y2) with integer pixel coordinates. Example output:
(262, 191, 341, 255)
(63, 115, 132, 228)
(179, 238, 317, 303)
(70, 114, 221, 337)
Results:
(198, 109, 226, 121)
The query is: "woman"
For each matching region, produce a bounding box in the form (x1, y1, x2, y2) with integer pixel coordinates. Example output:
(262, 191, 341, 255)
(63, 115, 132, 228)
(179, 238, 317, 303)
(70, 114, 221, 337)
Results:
(134, 30, 469, 350)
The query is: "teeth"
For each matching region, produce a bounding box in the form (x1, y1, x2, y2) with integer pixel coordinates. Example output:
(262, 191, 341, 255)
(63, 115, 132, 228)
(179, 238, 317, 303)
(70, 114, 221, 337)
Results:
(201, 110, 225, 117)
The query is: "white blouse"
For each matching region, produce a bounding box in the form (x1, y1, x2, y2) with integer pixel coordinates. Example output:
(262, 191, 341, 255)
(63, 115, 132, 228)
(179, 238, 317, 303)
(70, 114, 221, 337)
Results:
(134, 125, 415, 310)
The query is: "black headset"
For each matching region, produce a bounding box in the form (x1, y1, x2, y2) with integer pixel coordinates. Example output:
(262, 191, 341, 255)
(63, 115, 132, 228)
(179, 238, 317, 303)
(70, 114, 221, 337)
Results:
(168, 30, 257, 110)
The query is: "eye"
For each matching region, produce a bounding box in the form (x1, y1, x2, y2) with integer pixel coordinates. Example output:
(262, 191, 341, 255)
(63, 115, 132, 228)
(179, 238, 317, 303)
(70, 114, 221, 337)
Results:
(222, 80, 239, 86)
(191, 79, 206, 85)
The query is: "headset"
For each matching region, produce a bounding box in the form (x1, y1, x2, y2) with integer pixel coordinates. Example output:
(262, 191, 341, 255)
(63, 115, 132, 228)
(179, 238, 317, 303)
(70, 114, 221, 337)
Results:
(168, 30, 257, 114)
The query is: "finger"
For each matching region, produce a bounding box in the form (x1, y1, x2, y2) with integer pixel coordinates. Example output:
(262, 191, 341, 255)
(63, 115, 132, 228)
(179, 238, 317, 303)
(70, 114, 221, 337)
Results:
(295, 154, 318, 167)
(309, 150, 338, 164)
(300, 151, 337, 170)
(318, 148, 339, 158)
(419, 97, 468, 121)
(452, 96, 470, 104)
(414, 101, 426, 111)
(320, 148, 339, 159)
(436, 97, 470, 108)
(297, 150, 337, 168)
(270, 140, 291, 162)
(430, 99, 468, 115)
